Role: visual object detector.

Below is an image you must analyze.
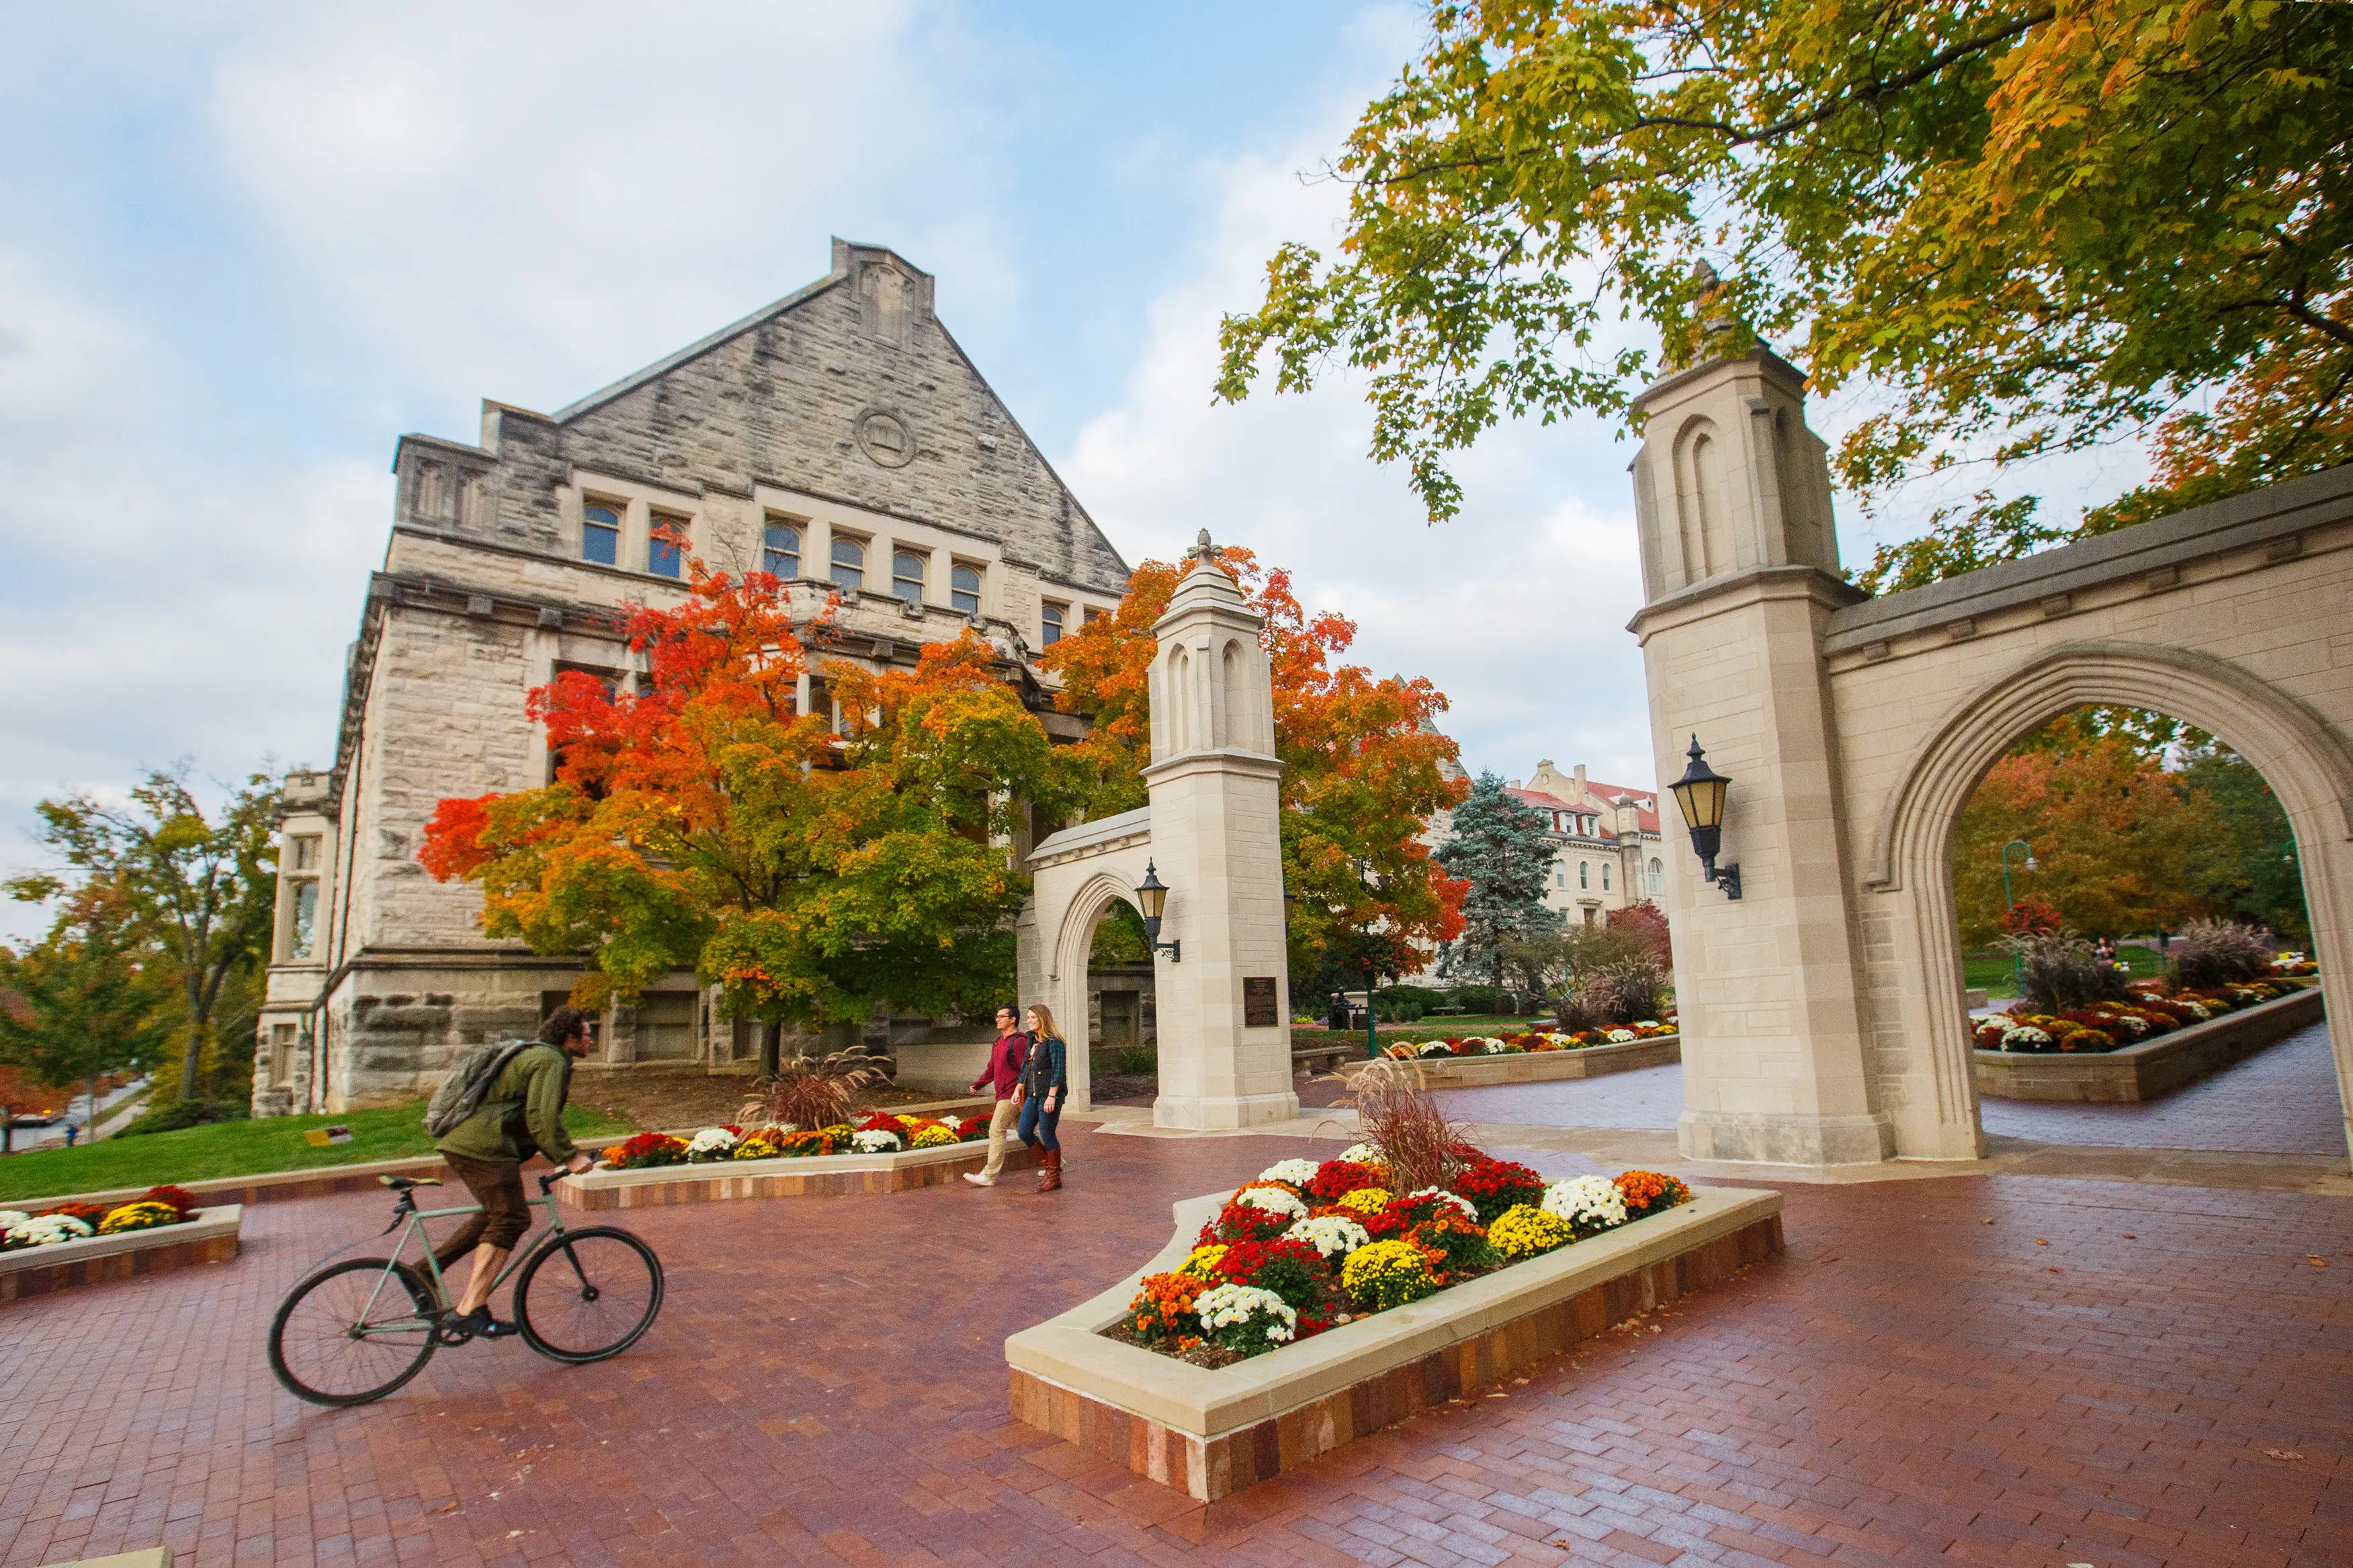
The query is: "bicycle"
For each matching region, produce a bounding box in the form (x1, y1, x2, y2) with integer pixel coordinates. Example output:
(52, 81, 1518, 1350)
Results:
(267, 1170, 664, 1406)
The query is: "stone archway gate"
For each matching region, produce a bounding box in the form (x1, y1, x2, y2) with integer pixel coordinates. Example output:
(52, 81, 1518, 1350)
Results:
(1627, 349, 2353, 1166)
(1012, 540, 1299, 1129)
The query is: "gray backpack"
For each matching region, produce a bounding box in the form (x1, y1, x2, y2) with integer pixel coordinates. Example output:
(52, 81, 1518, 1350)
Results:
(425, 1039, 538, 1137)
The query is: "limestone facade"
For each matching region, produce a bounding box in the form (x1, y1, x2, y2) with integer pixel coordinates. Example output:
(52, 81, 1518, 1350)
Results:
(258, 241, 1130, 1113)
(1627, 348, 2353, 1165)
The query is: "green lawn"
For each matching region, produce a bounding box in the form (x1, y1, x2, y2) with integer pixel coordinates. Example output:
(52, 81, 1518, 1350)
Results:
(1965, 943, 2170, 1002)
(0, 1100, 632, 1205)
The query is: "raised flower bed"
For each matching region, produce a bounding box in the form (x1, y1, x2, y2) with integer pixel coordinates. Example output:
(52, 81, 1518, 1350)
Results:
(1974, 984, 2325, 1102)
(564, 1110, 1033, 1210)
(1007, 1147, 1781, 1499)
(1340, 1023, 1680, 1088)
(2, 1186, 242, 1303)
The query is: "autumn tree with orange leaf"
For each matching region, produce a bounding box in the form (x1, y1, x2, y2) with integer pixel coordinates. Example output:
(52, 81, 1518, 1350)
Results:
(1038, 546, 1465, 996)
(420, 562, 1077, 1041)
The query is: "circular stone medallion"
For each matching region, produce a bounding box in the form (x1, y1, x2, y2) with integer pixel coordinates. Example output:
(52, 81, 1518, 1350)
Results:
(855, 410, 916, 468)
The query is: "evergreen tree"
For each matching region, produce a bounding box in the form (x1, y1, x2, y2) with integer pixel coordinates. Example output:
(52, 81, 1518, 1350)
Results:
(1434, 773, 1560, 990)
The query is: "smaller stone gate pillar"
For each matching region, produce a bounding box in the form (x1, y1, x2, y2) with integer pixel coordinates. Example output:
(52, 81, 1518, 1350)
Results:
(1142, 537, 1300, 1129)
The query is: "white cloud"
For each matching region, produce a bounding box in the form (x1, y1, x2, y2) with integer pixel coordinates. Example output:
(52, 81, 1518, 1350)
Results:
(1062, 128, 1663, 795)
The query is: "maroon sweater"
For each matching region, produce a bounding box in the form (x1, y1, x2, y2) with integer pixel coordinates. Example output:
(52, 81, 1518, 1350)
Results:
(971, 1031, 1030, 1100)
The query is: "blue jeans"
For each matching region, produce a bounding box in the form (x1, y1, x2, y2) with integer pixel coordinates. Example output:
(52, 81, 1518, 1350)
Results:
(1017, 1094, 1061, 1153)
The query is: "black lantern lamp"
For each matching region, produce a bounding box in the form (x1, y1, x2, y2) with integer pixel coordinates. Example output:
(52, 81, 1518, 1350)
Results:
(1134, 861, 1182, 962)
(1668, 736, 1742, 900)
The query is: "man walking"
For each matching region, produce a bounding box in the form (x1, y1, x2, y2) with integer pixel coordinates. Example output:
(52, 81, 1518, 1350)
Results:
(961, 1004, 1029, 1188)
(432, 1004, 597, 1339)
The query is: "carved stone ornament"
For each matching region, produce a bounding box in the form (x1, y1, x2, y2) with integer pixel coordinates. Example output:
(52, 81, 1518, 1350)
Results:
(855, 409, 916, 469)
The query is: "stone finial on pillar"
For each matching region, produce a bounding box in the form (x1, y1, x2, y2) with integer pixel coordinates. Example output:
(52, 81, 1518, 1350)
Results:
(1189, 528, 1217, 564)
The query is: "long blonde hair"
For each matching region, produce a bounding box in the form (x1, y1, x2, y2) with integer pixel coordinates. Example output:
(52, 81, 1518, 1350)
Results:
(1024, 1002, 1060, 1042)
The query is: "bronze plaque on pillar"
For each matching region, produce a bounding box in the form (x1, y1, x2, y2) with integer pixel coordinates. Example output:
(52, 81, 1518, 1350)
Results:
(1243, 977, 1279, 1028)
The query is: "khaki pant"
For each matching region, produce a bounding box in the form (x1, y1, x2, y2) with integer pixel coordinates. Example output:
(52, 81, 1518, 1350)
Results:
(980, 1095, 1022, 1180)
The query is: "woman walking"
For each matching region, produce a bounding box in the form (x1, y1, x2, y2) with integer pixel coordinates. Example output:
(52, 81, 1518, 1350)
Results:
(1017, 1004, 1070, 1192)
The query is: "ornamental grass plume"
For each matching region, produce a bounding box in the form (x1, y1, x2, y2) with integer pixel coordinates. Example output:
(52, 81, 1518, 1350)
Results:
(1346, 1058, 1467, 1194)
(737, 1051, 884, 1133)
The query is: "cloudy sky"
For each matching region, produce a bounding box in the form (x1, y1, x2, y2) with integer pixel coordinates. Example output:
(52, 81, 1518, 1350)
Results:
(0, 3, 2155, 942)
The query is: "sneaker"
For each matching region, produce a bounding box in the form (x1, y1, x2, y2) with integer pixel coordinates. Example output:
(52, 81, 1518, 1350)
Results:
(961, 1172, 996, 1186)
(442, 1306, 518, 1343)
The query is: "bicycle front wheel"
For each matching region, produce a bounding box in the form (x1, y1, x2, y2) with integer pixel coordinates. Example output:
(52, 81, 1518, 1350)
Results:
(514, 1225, 663, 1363)
(269, 1257, 440, 1405)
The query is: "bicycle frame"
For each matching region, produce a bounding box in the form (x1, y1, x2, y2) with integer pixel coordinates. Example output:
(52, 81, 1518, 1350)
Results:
(350, 1176, 574, 1336)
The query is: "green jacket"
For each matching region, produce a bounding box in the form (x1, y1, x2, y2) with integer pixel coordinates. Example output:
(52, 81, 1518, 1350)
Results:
(435, 1042, 577, 1166)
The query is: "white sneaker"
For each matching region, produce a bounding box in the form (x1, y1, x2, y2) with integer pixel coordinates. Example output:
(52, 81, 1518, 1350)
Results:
(961, 1172, 996, 1186)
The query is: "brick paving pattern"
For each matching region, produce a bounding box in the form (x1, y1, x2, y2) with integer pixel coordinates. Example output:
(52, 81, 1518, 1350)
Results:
(1439, 1023, 2348, 1156)
(2, 1129, 2347, 1567)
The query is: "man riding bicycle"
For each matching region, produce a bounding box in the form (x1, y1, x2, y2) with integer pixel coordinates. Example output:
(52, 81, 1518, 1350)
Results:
(433, 1004, 597, 1340)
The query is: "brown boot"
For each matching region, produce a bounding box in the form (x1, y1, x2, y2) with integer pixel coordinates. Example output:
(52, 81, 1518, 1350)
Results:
(1037, 1149, 1062, 1192)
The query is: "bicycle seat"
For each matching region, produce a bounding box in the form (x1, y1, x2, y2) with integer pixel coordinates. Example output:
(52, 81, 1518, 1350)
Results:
(379, 1175, 443, 1190)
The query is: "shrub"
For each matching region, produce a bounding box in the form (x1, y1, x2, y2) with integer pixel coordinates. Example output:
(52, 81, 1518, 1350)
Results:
(1348, 1058, 1467, 1193)
(2009, 930, 2127, 1013)
(2171, 918, 2274, 990)
(1408, 1212, 1498, 1276)
(735, 1052, 884, 1135)
(1195, 1282, 1299, 1354)
(117, 1100, 245, 1137)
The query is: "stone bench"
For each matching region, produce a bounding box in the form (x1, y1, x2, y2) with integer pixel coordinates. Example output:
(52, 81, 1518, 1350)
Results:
(1290, 1041, 1357, 1075)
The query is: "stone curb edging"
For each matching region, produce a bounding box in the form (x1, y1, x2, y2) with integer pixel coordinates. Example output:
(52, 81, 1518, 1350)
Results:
(1973, 987, 2325, 1102)
(1005, 1184, 1783, 1501)
(0, 1207, 243, 1305)
(558, 1139, 1042, 1209)
(1338, 1034, 1680, 1088)
(5, 1157, 450, 1217)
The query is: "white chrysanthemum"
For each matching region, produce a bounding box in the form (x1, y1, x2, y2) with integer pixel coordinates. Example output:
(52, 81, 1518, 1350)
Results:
(1633, 1020, 1660, 1029)
(1605, 1028, 1636, 1043)
(1415, 1040, 1453, 1057)
(1193, 1282, 1297, 1342)
(5, 1214, 93, 1249)
(1541, 1176, 1629, 1230)
(685, 1127, 740, 1160)
(1256, 1158, 1322, 1187)
(1234, 1185, 1309, 1219)
(1338, 1141, 1387, 1166)
(849, 1129, 901, 1153)
(1285, 1213, 1373, 1258)
(0, 1211, 26, 1230)
(1408, 1188, 1478, 1222)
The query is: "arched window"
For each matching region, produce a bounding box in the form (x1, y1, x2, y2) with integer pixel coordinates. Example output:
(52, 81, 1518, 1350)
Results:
(1602, 863, 1611, 891)
(1041, 601, 1066, 646)
(893, 551, 926, 605)
(1648, 858, 1663, 894)
(830, 537, 865, 593)
(763, 521, 800, 579)
(949, 563, 981, 616)
(1579, 862, 1590, 889)
(583, 503, 620, 567)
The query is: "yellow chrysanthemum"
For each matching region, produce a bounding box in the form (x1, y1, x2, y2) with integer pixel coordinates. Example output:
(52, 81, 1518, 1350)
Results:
(1488, 1204, 1572, 1260)
(1334, 1187, 1396, 1217)
(97, 1201, 181, 1235)
(910, 1125, 959, 1148)
(1339, 1238, 1440, 1310)
(1181, 1244, 1230, 1278)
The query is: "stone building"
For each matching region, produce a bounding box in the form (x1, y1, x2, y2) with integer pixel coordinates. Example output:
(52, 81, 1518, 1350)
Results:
(256, 241, 1131, 1115)
(1419, 760, 1664, 928)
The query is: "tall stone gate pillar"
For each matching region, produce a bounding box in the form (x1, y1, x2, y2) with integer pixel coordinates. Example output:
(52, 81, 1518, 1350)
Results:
(1143, 535, 1301, 1129)
(1627, 349, 1893, 1166)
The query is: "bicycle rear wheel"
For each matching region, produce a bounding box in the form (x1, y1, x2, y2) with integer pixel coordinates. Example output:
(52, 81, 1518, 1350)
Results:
(269, 1258, 440, 1405)
(514, 1225, 664, 1363)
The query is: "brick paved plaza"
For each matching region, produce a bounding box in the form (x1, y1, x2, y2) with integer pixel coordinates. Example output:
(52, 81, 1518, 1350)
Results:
(3, 1116, 2347, 1568)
